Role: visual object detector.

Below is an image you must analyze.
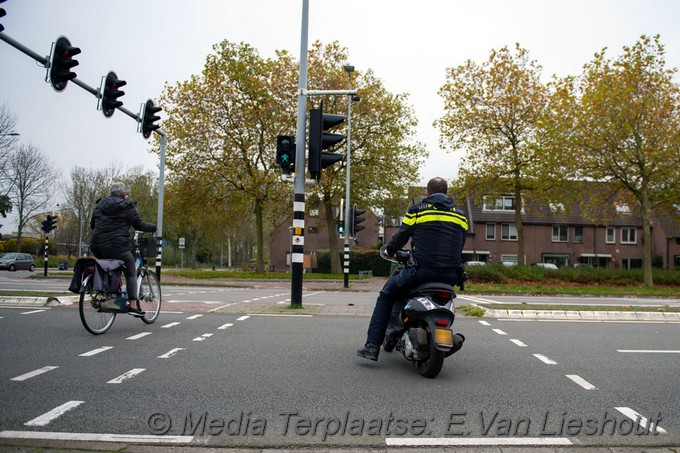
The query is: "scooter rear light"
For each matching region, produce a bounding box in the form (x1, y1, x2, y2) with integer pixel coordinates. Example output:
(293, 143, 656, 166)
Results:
(435, 319, 449, 326)
(436, 290, 452, 299)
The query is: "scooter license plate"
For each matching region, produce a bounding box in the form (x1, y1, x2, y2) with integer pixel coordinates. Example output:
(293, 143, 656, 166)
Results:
(434, 328, 453, 347)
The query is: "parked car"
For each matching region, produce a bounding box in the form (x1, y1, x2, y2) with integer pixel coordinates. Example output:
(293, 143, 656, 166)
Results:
(533, 262, 558, 269)
(464, 261, 487, 267)
(573, 263, 593, 268)
(0, 253, 36, 272)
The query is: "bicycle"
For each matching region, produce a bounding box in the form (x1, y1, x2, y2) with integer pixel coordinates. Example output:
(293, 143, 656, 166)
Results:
(78, 232, 162, 335)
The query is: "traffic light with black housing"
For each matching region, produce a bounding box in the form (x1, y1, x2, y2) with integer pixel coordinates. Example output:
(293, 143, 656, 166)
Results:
(337, 220, 345, 235)
(276, 135, 295, 175)
(0, 0, 7, 32)
(42, 215, 57, 233)
(49, 36, 81, 92)
(308, 101, 344, 182)
(101, 71, 126, 118)
(141, 99, 162, 138)
(350, 204, 365, 238)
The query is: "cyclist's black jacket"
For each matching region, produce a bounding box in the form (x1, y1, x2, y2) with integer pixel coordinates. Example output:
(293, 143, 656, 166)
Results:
(386, 193, 468, 270)
(90, 195, 156, 257)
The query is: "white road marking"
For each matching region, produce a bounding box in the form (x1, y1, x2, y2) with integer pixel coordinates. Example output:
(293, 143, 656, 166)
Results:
(107, 368, 145, 384)
(615, 407, 667, 434)
(24, 401, 83, 427)
(478, 320, 491, 326)
(158, 348, 185, 359)
(20, 310, 46, 315)
(79, 347, 113, 357)
(236, 315, 250, 321)
(126, 332, 152, 340)
(0, 431, 193, 444)
(510, 339, 527, 347)
(566, 374, 597, 390)
(11, 366, 59, 382)
(218, 323, 234, 329)
(192, 333, 213, 342)
(492, 328, 507, 335)
(248, 313, 313, 318)
(161, 322, 181, 328)
(618, 349, 680, 354)
(533, 354, 558, 365)
(186, 314, 202, 320)
(386, 437, 572, 446)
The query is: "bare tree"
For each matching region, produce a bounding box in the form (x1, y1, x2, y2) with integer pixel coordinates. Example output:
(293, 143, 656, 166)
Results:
(0, 102, 20, 221)
(4, 143, 57, 250)
(61, 164, 123, 255)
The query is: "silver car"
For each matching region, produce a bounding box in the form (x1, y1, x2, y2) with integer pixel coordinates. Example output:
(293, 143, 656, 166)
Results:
(0, 253, 36, 272)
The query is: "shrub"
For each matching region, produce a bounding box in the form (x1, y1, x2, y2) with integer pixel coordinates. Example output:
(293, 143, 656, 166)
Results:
(316, 249, 392, 276)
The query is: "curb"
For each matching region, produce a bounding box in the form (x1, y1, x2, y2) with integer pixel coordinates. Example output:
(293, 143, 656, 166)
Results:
(0, 295, 79, 307)
(484, 307, 680, 321)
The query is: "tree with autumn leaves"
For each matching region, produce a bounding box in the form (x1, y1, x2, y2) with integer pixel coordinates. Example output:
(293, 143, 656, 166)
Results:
(158, 40, 424, 273)
(436, 36, 680, 286)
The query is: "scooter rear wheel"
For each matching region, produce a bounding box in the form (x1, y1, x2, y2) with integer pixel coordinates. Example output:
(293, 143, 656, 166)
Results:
(417, 340, 445, 378)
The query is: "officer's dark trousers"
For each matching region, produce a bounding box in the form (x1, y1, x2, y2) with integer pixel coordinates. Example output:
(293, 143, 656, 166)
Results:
(365, 266, 459, 346)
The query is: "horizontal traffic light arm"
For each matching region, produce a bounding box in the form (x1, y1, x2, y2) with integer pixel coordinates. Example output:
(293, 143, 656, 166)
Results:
(301, 89, 358, 96)
(0, 32, 162, 137)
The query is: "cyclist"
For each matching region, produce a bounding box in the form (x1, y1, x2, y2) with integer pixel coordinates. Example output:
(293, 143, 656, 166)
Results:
(90, 182, 157, 316)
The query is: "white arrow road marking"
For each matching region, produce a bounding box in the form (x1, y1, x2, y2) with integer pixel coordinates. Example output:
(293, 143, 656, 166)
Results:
(24, 401, 83, 427)
(11, 366, 59, 382)
(107, 368, 145, 384)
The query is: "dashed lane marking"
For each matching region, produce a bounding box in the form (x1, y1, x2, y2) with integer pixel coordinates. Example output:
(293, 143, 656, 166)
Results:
(24, 401, 83, 427)
(11, 366, 59, 382)
(79, 347, 113, 357)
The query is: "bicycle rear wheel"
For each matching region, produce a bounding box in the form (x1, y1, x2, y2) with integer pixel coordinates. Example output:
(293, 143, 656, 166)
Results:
(79, 277, 116, 335)
(138, 269, 161, 324)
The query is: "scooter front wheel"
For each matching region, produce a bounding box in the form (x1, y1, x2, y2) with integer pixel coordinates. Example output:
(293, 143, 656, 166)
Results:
(417, 340, 445, 378)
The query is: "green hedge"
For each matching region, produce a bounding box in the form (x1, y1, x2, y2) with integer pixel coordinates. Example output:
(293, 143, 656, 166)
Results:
(465, 264, 680, 286)
(316, 249, 392, 276)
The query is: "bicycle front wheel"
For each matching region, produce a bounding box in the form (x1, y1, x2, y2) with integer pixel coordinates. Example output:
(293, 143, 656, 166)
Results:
(79, 277, 116, 335)
(138, 269, 161, 324)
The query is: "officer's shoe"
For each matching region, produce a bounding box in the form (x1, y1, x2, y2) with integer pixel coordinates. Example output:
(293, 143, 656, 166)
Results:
(357, 343, 380, 361)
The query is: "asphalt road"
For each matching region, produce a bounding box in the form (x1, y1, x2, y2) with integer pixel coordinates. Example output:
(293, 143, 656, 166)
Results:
(0, 297, 678, 451)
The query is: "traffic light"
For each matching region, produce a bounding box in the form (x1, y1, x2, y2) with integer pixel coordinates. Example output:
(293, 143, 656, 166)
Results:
(350, 204, 365, 238)
(337, 220, 345, 235)
(101, 71, 126, 118)
(0, 0, 7, 32)
(141, 99, 162, 139)
(308, 101, 344, 182)
(276, 135, 295, 175)
(42, 215, 57, 233)
(49, 36, 81, 92)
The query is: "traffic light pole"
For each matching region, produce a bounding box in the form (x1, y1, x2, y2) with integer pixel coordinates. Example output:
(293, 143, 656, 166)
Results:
(290, 0, 310, 307)
(343, 89, 353, 289)
(43, 234, 48, 277)
(1, 30, 167, 281)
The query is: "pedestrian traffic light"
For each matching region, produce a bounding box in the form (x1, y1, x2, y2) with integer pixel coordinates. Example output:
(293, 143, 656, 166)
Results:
(276, 135, 295, 175)
(101, 71, 126, 118)
(308, 101, 344, 182)
(350, 204, 365, 238)
(49, 36, 81, 92)
(141, 99, 162, 139)
(42, 215, 57, 233)
(0, 0, 7, 32)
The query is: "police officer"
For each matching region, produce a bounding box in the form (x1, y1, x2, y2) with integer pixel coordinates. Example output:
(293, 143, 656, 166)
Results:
(357, 177, 468, 361)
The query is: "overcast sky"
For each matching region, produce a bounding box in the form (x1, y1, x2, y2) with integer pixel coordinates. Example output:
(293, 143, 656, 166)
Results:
(2, 0, 680, 233)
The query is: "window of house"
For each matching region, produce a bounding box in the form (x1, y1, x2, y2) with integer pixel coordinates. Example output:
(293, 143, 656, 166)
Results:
(501, 223, 517, 241)
(622, 258, 642, 269)
(552, 225, 568, 242)
(574, 226, 584, 243)
(483, 195, 516, 212)
(621, 227, 637, 244)
(486, 223, 496, 240)
(501, 255, 518, 265)
(606, 227, 615, 244)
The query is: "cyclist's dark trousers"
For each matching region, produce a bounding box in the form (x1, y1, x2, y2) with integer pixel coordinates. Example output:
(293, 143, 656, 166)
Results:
(92, 247, 137, 300)
(365, 266, 459, 346)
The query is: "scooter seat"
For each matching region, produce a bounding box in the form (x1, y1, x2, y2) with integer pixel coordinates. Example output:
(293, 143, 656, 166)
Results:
(409, 281, 455, 296)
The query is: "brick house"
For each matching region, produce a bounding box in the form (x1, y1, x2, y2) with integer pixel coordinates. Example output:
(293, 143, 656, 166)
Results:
(269, 190, 680, 272)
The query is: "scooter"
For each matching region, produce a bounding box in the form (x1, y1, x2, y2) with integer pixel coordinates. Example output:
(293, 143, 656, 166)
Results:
(380, 245, 465, 378)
